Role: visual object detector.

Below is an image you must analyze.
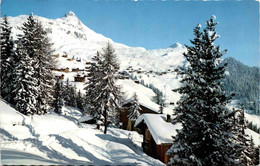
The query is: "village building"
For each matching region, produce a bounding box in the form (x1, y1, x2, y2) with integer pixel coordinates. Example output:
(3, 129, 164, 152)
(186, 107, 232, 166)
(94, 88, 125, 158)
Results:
(120, 102, 159, 131)
(55, 54, 59, 58)
(72, 68, 79, 72)
(62, 54, 68, 58)
(60, 67, 69, 73)
(74, 73, 86, 82)
(134, 114, 182, 164)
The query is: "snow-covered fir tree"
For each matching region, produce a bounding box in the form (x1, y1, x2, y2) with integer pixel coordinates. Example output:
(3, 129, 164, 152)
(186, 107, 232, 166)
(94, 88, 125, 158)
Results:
(53, 77, 63, 114)
(167, 16, 240, 166)
(84, 51, 103, 119)
(76, 90, 84, 111)
(63, 78, 71, 106)
(127, 92, 141, 121)
(70, 85, 77, 108)
(33, 21, 55, 114)
(0, 15, 15, 103)
(13, 40, 38, 115)
(96, 43, 124, 134)
(12, 14, 55, 115)
(232, 109, 259, 165)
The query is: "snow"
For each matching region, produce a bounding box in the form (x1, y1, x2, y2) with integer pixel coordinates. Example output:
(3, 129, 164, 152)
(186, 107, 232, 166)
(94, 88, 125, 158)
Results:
(78, 116, 93, 123)
(119, 79, 173, 114)
(0, 99, 164, 165)
(227, 100, 260, 128)
(211, 15, 216, 20)
(245, 129, 260, 146)
(135, 114, 182, 145)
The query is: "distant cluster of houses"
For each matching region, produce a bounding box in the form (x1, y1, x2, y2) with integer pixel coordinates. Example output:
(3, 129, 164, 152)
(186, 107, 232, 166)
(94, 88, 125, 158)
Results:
(56, 53, 82, 62)
(126, 66, 176, 76)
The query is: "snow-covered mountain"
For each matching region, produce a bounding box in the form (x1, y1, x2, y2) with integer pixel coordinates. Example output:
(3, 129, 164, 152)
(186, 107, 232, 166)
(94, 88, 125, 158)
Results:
(6, 11, 186, 108)
(8, 11, 186, 72)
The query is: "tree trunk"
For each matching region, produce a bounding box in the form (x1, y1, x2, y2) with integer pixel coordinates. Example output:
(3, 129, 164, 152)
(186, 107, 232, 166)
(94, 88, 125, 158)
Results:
(104, 108, 107, 134)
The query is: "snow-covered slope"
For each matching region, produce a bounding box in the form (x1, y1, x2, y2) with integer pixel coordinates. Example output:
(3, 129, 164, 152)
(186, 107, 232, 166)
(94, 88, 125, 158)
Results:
(0, 99, 164, 165)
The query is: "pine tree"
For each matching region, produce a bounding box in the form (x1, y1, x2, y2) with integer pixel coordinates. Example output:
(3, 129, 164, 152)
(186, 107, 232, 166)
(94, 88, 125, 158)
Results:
(234, 109, 259, 165)
(70, 85, 77, 107)
(97, 42, 124, 134)
(63, 78, 71, 106)
(76, 90, 84, 111)
(167, 16, 239, 166)
(13, 14, 55, 115)
(33, 21, 55, 114)
(0, 15, 15, 103)
(53, 78, 63, 114)
(13, 41, 38, 115)
(127, 92, 141, 121)
(84, 51, 103, 119)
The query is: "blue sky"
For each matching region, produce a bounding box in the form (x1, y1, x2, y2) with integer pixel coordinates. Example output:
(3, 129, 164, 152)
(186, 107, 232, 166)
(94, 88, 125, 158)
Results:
(1, 0, 259, 67)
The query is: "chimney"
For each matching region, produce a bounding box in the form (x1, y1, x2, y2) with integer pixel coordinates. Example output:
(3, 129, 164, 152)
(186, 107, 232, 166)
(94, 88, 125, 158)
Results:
(167, 114, 171, 122)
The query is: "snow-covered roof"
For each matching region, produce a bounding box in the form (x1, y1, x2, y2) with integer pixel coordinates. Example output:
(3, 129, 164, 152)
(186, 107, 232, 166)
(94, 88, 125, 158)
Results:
(120, 79, 173, 114)
(134, 114, 182, 145)
(78, 115, 93, 123)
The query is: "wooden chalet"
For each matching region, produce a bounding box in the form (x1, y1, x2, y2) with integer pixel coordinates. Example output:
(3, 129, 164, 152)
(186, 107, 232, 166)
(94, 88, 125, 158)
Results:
(60, 67, 69, 73)
(76, 58, 81, 62)
(74, 74, 86, 82)
(67, 58, 73, 61)
(55, 54, 60, 58)
(134, 114, 182, 164)
(134, 80, 140, 84)
(72, 68, 80, 72)
(120, 102, 159, 131)
(62, 54, 68, 58)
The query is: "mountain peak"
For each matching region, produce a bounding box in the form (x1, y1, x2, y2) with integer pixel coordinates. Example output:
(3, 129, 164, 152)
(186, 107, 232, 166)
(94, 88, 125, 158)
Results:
(64, 11, 77, 18)
(169, 43, 183, 48)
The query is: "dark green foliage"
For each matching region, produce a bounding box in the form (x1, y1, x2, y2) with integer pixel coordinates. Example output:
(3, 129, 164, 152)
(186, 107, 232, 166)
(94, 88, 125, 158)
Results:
(85, 43, 124, 134)
(0, 15, 15, 103)
(53, 78, 63, 114)
(232, 109, 258, 165)
(12, 14, 55, 115)
(84, 51, 103, 120)
(76, 90, 84, 111)
(223, 57, 259, 115)
(167, 16, 240, 166)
